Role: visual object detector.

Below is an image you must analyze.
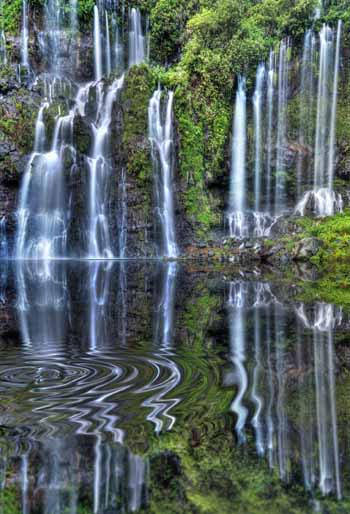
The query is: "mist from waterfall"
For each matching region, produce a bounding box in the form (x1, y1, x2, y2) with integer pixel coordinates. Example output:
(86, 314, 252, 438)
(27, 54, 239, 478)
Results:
(149, 88, 178, 258)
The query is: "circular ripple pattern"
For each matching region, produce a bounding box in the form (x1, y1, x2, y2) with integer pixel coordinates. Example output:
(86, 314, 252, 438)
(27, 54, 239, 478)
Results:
(0, 346, 217, 438)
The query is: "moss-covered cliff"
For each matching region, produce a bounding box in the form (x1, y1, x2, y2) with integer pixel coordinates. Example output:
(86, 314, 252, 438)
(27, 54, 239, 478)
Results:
(1, 0, 350, 255)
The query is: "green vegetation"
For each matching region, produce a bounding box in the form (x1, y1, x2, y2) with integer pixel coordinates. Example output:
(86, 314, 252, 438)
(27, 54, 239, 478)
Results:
(297, 211, 350, 264)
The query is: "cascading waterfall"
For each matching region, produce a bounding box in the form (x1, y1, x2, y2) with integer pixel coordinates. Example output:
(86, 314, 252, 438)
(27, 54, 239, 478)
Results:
(16, 86, 85, 260)
(87, 76, 124, 259)
(227, 19, 343, 239)
(228, 77, 247, 238)
(128, 7, 146, 68)
(21, 0, 29, 68)
(296, 22, 343, 216)
(148, 88, 178, 258)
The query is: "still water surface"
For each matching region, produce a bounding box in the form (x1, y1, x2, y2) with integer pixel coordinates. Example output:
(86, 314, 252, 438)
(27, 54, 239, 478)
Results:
(0, 261, 349, 513)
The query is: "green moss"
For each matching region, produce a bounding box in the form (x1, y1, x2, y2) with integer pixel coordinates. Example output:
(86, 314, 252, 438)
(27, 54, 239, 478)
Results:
(0, 93, 38, 153)
(122, 64, 156, 182)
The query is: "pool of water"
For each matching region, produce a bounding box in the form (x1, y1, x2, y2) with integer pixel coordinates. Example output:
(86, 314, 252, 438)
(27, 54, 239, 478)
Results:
(0, 260, 349, 513)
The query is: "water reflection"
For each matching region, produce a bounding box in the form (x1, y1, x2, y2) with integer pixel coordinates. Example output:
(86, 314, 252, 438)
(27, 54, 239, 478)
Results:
(0, 263, 348, 510)
(225, 281, 343, 499)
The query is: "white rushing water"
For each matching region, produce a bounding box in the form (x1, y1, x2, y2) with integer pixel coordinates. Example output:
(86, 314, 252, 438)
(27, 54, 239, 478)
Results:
(21, 0, 29, 67)
(149, 87, 178, 258)
(296, 22, 343, 216)
(0, 29, 7, 65)
(128, 7, 146, 67)
(265, 52, 275, 213)
(253, 64, 266, 212)
(87, 75, 124, 259)
(228, 77, 247, 238)
(94, 5, 103, 81)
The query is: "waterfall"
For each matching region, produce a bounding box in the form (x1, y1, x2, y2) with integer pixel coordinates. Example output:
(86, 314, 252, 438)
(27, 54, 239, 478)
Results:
(149, 88, 178, 258)
(105, 11, 111, 77)
(128, 8, 146, 67)
(114, 16, 124, 73)
(44, 0, 62, 73)
(328, 20, 342, 190)
(253, 65, 265, 212)
(228, 77, 247, 238)
(275, 39, 290, 215)
(296, 30, 316, 199)
(0, 29, 6, 65)
(296, 22, 343, 216)
(70, 0, 78, 35)
(314, 26, 334, 190)
(21, 0, 29, 67)
(87, 75, 124, 259)
(16, 85, 87, 260)
(94, 5, 103, 81)
(265, 51, 275, 213)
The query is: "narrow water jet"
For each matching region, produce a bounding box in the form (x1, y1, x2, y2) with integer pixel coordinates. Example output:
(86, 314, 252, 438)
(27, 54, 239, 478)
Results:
(148, 88, 178, 258)
(228, 77, 247, 238)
